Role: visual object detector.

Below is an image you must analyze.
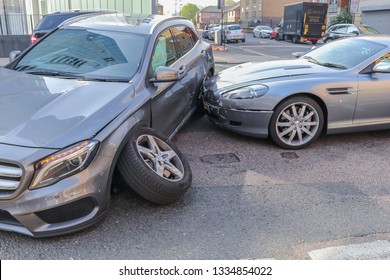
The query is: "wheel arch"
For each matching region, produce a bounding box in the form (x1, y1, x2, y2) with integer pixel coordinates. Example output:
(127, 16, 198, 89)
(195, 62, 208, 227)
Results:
(101, 109, 151, 198)
(271, 93, 328, 135)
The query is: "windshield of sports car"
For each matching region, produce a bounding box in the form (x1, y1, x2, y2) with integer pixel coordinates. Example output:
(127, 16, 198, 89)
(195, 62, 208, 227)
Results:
(14, 28, 146, 81)
(301, 39, 387, 69)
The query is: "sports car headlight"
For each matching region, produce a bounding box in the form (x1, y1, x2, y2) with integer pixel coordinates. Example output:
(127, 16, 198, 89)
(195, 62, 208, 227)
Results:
(223, 84, 269, 99)
(30, 140, 99, 190)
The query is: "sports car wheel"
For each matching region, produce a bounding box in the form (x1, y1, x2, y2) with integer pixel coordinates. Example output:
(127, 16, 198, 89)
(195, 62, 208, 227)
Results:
(117, 127, 192, 204)
(269, 97, 324, 149)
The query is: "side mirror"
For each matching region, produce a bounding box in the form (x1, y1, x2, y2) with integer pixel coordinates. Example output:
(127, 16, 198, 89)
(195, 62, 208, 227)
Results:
(352, 30, 359, 35)
(373, 62, 390, 73)
(9, 50, 21, 62)
(150, 66, 180, 83)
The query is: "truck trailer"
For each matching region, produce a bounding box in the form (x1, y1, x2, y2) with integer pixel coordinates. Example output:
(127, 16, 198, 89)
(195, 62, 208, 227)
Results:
(279, 2, 328, 45)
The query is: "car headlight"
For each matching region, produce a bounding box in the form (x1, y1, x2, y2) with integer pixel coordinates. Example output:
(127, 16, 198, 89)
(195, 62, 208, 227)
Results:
(222, 84, 269, 99)
(30, 140, 99, 190)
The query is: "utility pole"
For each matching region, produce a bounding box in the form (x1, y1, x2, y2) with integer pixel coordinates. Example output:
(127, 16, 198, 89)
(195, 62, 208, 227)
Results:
(218, 0, 225, 47)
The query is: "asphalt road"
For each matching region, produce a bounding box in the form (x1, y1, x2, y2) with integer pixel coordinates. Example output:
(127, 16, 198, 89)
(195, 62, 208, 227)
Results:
(1, 36, 390, 260)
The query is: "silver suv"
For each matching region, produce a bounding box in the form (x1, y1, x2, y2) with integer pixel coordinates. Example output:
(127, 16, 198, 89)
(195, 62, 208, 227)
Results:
(0, 13, 214, 237)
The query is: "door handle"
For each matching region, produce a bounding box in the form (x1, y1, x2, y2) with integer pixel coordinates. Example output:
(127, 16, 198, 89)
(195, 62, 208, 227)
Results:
(178, 66, 186, 76)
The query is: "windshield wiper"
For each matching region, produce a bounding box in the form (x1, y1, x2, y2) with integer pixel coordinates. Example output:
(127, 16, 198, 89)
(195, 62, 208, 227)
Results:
(26, 70, 85, 79)
(319, 62, 348, 69)
(302, 56, 347, 69)
(80, 77, 130, 83)
(302, 56, 321, 65)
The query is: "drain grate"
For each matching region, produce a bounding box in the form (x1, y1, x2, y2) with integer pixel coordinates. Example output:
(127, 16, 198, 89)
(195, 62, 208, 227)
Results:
(281, 152, 299, 159)
(200, 153, 240, 164)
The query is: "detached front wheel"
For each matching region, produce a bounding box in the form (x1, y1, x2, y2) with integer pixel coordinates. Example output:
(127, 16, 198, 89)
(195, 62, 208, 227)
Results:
(117, 127, 192, 204)
(269, 97, 324, 149)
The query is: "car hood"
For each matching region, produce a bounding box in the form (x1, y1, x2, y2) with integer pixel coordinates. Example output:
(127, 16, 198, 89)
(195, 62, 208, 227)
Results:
(0, 68, 134, 149)
(207, 59, 337, 92)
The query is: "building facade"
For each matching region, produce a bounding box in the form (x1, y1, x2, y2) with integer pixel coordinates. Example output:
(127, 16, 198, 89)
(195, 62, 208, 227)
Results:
(239, 0, 304, 28)
(0, 0, 158, 35)
(225, 2, 241, 23)
(196, 6, 224, 30)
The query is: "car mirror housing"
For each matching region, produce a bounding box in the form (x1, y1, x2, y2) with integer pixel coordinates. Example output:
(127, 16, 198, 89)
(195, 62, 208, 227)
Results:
(9, 50, 21, 62)
(150, 66, 180, 83)
(373, 62, 390, 73)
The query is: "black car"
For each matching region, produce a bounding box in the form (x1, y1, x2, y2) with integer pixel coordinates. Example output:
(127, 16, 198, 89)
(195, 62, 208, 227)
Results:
(30, 10, 113, 44)
(323, 23, 379, 43)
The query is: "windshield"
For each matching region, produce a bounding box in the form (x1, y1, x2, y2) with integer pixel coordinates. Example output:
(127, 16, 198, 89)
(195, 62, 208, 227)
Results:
(359, 25, 380, 34)
(300, 38, 387, 69)
(15, 28, 147, 81)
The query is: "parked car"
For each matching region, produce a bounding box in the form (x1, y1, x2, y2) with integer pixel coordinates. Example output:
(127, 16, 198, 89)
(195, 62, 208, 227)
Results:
(223, 24, 245, 43)
(270, 27, 281, 40)
(323, 23, 379, 43)
(253, 25, 273, 38)
(30, 10, 113, 44)
(202, 24, 219, 39)
(203, 36, 390, 149)
(0, 13, 214, 237)
(208, 26, 222, 41)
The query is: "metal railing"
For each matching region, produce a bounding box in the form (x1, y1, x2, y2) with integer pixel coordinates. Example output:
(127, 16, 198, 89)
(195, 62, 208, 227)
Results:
(0, 13, 42, 35)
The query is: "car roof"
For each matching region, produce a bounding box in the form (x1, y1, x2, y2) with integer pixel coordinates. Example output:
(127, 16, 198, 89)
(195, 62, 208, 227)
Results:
(64, 13, 189, 35)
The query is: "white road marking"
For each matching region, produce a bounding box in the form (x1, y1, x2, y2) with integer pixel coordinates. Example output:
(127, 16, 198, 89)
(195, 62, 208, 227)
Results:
(308, 240, 390, 260)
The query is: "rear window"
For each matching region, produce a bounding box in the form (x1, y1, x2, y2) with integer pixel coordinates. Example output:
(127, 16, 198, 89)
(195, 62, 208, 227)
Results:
(359, 25, 380, 35)
(35, 13, 90, 31)
(228, 25, 241, 30)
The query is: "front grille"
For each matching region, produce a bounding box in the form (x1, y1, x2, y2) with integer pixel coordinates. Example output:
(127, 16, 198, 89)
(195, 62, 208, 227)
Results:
(0, 163, 22, 196)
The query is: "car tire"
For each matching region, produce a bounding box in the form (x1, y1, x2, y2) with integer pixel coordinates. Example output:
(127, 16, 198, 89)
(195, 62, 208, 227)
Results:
(269, 96, 324, 150)
(312, 40, 318, 45)
(292, 36, 300, 44)
(117, 127, 192, 204)
(325, 38, 333, 43)
(241, 39, 245, 43)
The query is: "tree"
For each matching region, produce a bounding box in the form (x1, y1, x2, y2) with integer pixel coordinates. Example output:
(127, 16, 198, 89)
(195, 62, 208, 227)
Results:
(225, 0, 237, 6)
(180, 3, 200, 23)
(329, 11, 353, 26)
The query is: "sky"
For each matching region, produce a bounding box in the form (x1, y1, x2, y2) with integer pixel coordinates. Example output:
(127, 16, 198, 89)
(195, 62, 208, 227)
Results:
(158, 0, 219, 16)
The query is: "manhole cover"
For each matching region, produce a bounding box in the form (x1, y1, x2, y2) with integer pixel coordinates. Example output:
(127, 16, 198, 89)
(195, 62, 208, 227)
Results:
(200, 153, 240, 164)
(281, 152, 299, 159)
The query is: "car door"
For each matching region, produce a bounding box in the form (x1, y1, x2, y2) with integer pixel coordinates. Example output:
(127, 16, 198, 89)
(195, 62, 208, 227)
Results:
(354, 53, 390, 124)
(170, 25, 206, 114)
(149, 28, 189, 137)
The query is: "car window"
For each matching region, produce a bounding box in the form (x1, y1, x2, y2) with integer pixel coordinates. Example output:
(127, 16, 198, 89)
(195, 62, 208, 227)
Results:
(359, 25, 380, 34)
(303, 39, 387, 69)
(347, 26, 359, 34)
(335, 25, 348, 33)
(151, 29, 178, 73)
(171, 25, 198, 57)
(228, 25, 241, 30)
(35, 14, 80, 30)
(377, 53, 390, 63)
(15, 28, 146, 80)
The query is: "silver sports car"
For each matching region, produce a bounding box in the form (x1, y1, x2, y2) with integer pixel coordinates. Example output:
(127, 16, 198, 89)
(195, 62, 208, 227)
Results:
(203, 36, 390, 149)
